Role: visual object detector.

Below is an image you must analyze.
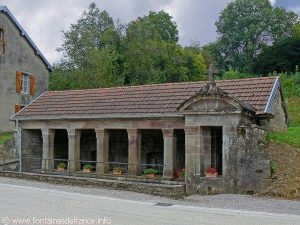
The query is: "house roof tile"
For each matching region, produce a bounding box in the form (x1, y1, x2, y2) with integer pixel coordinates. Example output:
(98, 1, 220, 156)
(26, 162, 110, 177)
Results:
(11, 76, 279, 121)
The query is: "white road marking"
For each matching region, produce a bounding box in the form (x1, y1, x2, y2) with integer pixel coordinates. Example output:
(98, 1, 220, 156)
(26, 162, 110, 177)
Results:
(0, 182, 299, 219)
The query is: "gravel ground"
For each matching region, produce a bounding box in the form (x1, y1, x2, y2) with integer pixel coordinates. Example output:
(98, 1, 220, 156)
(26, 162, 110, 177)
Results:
(1, 176, 299, 216)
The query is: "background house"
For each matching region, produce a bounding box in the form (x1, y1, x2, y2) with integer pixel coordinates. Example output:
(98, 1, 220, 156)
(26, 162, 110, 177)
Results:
(0, 6, 52, 132)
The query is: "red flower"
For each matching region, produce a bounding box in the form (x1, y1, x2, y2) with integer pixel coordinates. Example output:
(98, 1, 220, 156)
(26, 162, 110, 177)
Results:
(206, 167, 217, 174)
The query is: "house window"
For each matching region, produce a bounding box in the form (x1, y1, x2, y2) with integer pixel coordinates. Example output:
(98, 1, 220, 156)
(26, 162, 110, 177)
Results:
(16, 71, 35, 96)
(0, 28, 5, 55)
(21, 73, 30, 94)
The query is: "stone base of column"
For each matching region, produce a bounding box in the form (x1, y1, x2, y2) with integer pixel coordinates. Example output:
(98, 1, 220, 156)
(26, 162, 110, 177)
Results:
(42, 159, 54, 171)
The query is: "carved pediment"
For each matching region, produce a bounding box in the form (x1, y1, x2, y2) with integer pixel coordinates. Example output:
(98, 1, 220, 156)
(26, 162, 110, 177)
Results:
(178, 82, 256, 115)
(186, 97, 238, 112)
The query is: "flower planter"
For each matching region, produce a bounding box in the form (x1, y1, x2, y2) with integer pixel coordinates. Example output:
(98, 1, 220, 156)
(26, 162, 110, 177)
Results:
(113, 171, 123, 176)
(205, 172, 218, 178)
(57, 167, 65, 172)
(83, 168, 91, 173)
(146, 173, 156, 178)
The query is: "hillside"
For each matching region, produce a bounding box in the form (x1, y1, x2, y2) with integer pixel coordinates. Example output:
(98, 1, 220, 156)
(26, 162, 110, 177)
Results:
(259, 97, 300, 199)
(259, 142, 300, 199)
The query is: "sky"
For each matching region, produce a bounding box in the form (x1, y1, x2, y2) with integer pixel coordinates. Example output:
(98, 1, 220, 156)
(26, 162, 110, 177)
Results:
(0, 0, 299, 64)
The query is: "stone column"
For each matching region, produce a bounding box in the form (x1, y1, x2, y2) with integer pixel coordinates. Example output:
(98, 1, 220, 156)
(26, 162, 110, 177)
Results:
(127, 129, 141, 176)
(185, 126, 200, 193)
(42, 129, 55, 171)
(95, 129, 109, 176)
(67, 129, 81, 172)
(162, 129, 177, 179)
(223, 126, 237, 178)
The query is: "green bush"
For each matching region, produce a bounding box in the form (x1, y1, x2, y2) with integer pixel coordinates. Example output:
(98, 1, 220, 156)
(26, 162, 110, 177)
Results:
(0, 132, 13, 145)
(143, 168, 158, 175)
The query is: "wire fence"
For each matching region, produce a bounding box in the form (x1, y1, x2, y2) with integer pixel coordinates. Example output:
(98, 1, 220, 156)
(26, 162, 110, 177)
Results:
(0, 156, 167, 181)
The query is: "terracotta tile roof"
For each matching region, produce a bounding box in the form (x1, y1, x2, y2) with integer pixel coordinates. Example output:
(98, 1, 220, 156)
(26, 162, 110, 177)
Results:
(11, 76, 279, 121)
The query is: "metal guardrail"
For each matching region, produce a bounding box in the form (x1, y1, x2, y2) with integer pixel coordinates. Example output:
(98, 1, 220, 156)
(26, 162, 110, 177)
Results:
(0, 156, 167, 181)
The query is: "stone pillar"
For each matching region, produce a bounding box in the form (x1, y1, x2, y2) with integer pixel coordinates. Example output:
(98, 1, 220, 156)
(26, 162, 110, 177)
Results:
(42, 129, 55, 171)
(95, 129, 109, 176)
(127, 129, 141, 176)
(223, 126, 237, 178)
(185, 126, 200, 193)
(67, 129, 81, 172)
(162, 129, 177, 179)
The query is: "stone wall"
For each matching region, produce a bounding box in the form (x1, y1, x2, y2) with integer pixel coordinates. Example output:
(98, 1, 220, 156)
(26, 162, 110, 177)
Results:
(21, 129, 43, 171)
(194, 123, 270, 195)
(0, 12, 49, 132)
(268, 89, 288, 132)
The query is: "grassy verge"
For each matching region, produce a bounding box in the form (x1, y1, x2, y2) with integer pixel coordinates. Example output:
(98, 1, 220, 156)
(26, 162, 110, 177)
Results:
(267, 126, 300, 149)
(0, 132, 14, 145)
(286, 97, 300, 126)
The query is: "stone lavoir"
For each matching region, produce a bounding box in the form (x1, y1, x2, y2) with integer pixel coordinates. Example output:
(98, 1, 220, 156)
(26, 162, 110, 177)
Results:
(10, 76, 287, 194)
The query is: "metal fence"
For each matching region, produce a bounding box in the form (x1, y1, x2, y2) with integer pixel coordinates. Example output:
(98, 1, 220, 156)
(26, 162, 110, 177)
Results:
(0, 156, 166, 181)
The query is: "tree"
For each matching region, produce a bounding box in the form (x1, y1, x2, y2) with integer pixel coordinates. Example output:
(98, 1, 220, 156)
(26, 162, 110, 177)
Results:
(50, 7, 206, 90)
(126, 11, 179, 43)
(253, 36, 300, 74)
(51, 3, 125, 89)
(215, 0, 298, 73)
(123, 11, 205, 85)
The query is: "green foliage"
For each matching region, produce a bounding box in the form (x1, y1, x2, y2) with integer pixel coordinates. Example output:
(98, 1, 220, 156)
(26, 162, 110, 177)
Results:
(222, 68, 253, 80)
(83, 164, 93, 169)
(50, 4, 206, 90)
(57, 162, 66, 169)
(143, 168, 158, 175)
(254, 37, 300, 74)
(123, 10, 205, 85)
(50, 3, 125, 90)
(286, 98, 300, 126)
(280, 73, 300, 99)
(113, 165, 123, 173)
(58, 3, 117, 68)
(270, 161, 278, 175)
(215, 0, 298, 73)
(0, 132, 13, 145)
(123, 40, 206, 85)
(126, 11, 178, 43)
(267, 127, 300, 149)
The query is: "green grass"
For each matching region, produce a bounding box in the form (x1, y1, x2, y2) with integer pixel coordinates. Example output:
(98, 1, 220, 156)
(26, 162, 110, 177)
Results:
(286, 97, 300, 126)
(267, 127, 300, 149)
(0, 132, 14, 145)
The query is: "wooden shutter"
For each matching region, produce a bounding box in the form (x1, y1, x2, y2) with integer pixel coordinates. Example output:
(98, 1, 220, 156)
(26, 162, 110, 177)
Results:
(16, 71, 22, 93)
(15, 104, 21, 113)
(30, 75, 35, 96)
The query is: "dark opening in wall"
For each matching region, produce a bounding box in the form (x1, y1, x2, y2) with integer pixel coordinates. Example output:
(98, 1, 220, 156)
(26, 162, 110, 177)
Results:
(201, 126, 223, 176)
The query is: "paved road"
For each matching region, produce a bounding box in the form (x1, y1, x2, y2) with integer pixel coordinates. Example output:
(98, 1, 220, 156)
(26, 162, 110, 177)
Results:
(0, 182, 299, 225)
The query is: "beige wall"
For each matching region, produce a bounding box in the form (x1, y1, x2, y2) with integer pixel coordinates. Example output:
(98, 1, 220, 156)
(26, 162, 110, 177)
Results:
(0, 12, 49, 132)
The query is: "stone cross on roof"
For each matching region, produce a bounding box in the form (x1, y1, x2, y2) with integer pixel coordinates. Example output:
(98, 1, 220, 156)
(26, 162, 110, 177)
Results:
(208, 64, 215, 83)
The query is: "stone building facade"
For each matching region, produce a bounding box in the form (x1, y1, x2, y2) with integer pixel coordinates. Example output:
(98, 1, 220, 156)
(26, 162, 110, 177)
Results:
(0, 6, 52, 132)
(11, 76, 287, 194)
